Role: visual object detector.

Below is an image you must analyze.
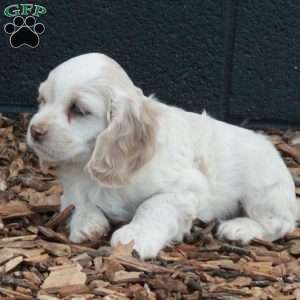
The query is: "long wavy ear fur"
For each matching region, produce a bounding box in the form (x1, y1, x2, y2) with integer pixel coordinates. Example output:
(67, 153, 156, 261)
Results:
(87, 90, 157, 187)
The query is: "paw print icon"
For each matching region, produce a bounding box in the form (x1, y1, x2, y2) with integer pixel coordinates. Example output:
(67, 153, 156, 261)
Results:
(4, 16, 45, 48)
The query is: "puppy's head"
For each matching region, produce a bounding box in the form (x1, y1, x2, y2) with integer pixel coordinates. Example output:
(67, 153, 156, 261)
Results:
(27, 53, 157, 186)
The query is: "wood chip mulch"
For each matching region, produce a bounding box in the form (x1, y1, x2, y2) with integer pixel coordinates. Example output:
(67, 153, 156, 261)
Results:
(0, 114, 300, 300)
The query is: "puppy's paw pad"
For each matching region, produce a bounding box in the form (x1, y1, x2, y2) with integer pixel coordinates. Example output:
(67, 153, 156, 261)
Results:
(70, 225, 108, 242)
(69, 223, 109, 243)
(111, 224, 139, 247)
(69, 230, 85, 244)
(69, 211, 110, 243)
(111, 224, 161, 259)
(217, 218, 264, 244)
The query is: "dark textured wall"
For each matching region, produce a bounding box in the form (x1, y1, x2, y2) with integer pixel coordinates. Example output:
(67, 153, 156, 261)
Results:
(231, 1, 300, 125)
(0, 1, 299, 126)
(0, 1, 223, 117)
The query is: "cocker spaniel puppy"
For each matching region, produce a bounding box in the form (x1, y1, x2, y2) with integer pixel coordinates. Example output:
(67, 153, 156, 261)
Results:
(27, 53, 300, 259)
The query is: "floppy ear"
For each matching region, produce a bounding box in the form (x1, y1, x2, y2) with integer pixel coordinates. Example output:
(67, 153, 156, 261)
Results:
(86, 89, 157, 187)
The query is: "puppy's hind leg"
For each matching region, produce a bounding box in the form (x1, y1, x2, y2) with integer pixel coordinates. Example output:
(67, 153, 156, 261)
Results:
(218, 183, 297, 244)
(217, 217, 265, 244)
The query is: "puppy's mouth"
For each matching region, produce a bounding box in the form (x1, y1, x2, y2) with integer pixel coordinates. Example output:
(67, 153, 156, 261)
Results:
(31, 140, 91, 165)
(32, 143, 62, 162)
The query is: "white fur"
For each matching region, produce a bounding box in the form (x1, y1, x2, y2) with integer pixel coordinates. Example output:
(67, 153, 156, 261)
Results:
(27, 53, 300, 259)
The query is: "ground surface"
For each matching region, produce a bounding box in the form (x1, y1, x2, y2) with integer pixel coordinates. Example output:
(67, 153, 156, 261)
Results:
(0, 115, 300, 300)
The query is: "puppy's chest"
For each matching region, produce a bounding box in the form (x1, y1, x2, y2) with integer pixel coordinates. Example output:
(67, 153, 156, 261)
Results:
(81, 178, 156, 223)
(61, 163, 183, 223)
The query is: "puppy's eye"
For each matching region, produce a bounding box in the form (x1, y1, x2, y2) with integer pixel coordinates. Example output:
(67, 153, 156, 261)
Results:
(69, 103, 89, 116)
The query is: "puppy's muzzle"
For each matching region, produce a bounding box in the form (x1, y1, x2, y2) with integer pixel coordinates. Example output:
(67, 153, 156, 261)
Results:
(30, 123, 48, 143)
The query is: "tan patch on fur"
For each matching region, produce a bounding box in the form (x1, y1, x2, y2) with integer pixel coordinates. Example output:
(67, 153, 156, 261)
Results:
(88, 99, 158, 186)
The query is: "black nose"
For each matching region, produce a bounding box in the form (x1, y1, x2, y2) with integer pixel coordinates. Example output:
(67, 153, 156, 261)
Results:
(30, 124, 48, 142)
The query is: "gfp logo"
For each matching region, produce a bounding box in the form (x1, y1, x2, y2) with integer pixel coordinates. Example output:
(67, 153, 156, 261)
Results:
(3, 4, 47, 48)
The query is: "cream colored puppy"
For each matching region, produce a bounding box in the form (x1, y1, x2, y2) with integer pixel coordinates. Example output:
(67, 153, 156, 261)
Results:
(27, 53, 300, 259)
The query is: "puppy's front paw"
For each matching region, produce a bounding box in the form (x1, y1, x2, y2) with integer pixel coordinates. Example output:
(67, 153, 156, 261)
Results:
(69, 209, 110, 243)
(111, 224, 164, 259)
